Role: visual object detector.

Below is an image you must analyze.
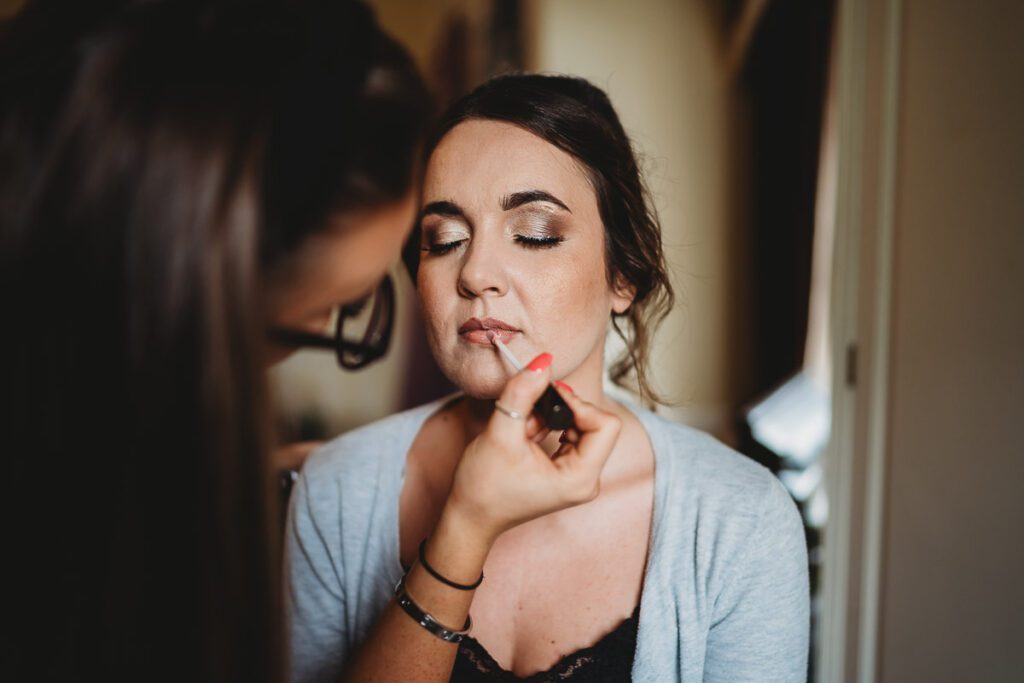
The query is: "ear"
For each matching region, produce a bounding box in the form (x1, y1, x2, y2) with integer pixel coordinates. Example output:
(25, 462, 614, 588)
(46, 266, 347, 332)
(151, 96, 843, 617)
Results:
(611, 273, 636, 315)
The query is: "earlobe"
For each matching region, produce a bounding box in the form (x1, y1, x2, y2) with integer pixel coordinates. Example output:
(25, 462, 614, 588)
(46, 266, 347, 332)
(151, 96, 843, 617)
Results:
(611, 275, 636, 315)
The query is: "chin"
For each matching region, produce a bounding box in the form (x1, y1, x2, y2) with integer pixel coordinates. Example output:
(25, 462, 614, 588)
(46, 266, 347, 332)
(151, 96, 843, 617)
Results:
(438, 356, 509, 400)
(460, 382, 504, 401)
(455, 373, 508, 401)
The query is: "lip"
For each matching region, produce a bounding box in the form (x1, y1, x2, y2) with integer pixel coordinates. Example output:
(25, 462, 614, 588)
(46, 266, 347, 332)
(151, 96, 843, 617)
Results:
(459, 317, 520, 345)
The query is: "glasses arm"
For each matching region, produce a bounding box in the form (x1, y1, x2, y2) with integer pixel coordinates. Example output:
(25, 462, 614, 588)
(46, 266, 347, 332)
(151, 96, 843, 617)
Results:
(267, 328, 338, 350)
(267, 274, 396, 370)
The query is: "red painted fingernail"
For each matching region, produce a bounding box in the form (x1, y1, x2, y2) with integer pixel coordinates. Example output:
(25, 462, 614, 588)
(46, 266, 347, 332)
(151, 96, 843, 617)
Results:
(526, 352, 552, 372)
(554, 380, 574, 394)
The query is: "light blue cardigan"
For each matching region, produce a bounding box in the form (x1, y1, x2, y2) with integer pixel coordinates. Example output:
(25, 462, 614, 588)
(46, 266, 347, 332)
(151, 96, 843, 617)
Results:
(285, 397, 809, 682)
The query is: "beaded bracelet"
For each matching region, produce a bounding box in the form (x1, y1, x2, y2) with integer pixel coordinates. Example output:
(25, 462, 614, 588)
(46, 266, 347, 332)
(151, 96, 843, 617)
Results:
(418, 538, 484, 591)
(393, 575, 472, 644)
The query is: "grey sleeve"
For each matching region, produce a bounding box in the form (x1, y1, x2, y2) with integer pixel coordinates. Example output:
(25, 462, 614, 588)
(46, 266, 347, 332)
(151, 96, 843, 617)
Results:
(284, 471, 349, 683)
(703, 476, 810, 682)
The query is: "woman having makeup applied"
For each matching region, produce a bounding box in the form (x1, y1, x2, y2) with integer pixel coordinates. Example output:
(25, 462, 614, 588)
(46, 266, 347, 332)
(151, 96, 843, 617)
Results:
(286, 74, 810, 682)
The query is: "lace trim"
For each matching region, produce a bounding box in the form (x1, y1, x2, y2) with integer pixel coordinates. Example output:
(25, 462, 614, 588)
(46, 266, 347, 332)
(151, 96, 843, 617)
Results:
(451, 607, 639, 681)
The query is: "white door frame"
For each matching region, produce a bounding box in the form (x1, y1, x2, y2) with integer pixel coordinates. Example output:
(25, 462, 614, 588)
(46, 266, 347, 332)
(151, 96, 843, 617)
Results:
(817, 0, 903, 681)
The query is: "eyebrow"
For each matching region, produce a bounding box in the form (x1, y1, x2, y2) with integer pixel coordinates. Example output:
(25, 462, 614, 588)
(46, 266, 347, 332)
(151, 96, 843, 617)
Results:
(500, 190, 572, 213)
(420, 200, 464, 220)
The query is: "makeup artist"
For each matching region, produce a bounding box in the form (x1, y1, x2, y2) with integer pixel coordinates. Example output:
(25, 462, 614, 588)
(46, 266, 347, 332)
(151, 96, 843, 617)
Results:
(1, 1, 433, 680)
(0, 2, 623, 682)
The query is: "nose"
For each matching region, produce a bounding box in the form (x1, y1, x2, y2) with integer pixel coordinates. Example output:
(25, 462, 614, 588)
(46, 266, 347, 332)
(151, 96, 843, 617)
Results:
(457, 234, 508, 299)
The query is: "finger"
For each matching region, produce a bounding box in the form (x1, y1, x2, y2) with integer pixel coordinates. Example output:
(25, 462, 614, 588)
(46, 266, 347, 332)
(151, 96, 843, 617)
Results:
(488, 353, 552, 441)
(557, 389, 614, 435)
(553, 380, 575, 398)
(551, 439, 573, 460)
(274, 440, 323, 473)
(527, 414, 554, 444)
(552, 394, 621, 474)
(524, 411, 550, 442)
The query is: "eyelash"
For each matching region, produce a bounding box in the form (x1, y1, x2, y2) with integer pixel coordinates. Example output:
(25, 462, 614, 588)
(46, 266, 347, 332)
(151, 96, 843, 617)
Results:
(425, 240, 465, 255)
(514, 235, 564, 249)
(423, 235, 564, 255)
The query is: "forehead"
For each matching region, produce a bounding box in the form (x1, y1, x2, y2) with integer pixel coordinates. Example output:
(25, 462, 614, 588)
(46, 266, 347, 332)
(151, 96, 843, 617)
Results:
(425, 119, 593, 207)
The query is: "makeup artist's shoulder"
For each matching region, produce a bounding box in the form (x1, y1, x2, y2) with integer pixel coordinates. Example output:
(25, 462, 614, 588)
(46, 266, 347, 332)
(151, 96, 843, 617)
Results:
(301, 399, 447, 482)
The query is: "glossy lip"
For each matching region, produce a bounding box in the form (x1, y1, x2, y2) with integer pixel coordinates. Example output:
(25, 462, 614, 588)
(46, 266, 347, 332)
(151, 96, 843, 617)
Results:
(458, 317, 520, 345)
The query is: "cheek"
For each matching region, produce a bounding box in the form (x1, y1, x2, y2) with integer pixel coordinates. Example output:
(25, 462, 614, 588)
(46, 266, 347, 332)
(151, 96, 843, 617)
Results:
(531, 249, 610, 327)
(416, 264, 457, 340)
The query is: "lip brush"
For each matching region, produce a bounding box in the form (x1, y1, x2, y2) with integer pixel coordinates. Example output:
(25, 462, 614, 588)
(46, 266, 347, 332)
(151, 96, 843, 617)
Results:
(488, 332, 575, 430)
(490, 333, 524, 372)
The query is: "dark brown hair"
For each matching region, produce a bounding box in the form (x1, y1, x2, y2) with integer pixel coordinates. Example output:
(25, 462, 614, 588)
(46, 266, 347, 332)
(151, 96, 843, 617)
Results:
(262, 1, 432, 264)
(0, 2, 428, 681)
(410, 73, 674, 404)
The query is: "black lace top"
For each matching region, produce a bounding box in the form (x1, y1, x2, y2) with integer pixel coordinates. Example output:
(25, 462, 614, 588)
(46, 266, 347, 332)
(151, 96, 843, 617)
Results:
(449, 608, 639, 682)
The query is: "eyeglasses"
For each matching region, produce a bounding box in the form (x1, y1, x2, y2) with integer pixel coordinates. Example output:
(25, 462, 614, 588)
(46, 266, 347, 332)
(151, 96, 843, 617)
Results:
(269, 274, 395, 370)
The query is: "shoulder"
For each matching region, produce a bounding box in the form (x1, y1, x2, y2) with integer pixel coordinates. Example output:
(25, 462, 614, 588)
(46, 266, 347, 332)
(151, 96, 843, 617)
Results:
(632, 405, 803, 568)
(292, 399, 447, 528)
(302, 399, 442, 484)
(639, 405, 784, 506)
(631, 414, 810, 676)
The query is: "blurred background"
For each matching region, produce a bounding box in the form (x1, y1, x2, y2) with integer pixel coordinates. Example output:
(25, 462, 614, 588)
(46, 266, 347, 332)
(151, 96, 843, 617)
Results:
(3, 0, 1019, 680)
(271, 0, 834, 457)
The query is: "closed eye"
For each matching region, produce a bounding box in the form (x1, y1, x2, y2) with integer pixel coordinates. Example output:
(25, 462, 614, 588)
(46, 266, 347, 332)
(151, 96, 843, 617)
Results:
(423, 239, 467, 255)
(514, 235, 564, 249)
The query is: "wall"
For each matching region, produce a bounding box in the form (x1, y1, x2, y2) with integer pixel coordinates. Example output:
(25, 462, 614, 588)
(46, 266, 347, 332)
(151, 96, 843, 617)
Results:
(871, 0, 1024, 679)
(273, 0, 753, 439)
(525, 0, 754, 436)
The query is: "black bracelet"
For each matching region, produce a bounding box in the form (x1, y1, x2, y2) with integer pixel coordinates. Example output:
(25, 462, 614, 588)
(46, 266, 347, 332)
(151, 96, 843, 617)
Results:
(418, 539, 484, 591)
(394, 576, 471, 644)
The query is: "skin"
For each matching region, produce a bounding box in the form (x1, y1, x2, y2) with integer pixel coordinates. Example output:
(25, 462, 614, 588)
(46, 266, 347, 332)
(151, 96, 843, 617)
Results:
(349, 367, 622, 682)
(265, 192, 418, 472)
(394, 120, 656, 677)
(416, 119, 632, 401)
(266, 191, 418, 361)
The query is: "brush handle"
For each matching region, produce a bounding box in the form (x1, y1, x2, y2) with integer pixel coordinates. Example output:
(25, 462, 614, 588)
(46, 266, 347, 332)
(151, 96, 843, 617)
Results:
(489, 335, 571, 428)
(491, 336, 524, 372)
(533, 384, 575, 431)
